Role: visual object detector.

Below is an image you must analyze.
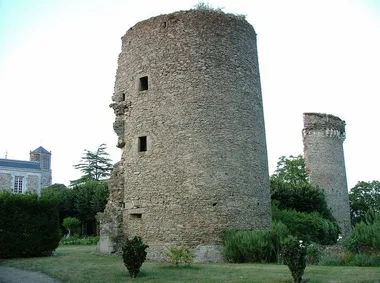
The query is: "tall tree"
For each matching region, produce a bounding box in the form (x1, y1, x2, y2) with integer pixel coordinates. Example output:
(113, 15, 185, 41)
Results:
(270, 155, 309, 186)
(71, 143, 113, 186)
(41, 183, 75, 224)
(270, 155, 334, 220)
(72, 180, 109, 235)
(270, 155, 339, 244)
(349, 180, 380, 225)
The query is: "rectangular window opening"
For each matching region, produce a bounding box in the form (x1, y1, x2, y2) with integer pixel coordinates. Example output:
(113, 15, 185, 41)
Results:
(138, 136, 147, 152)
(14, 176, 23, 194)
(139, 76, 148, 91)
(130, 213, 142, 219)
(122, 93, 126, 101)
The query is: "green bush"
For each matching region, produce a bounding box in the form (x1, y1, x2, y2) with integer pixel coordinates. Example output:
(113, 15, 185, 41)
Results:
(319, 251, 380, 267)
(0, 192, 60, 258)
(343, 213, 380, 254)
(122, 236, 149, 278)
(272, 204, 339, 245)
(350, 254, 380, 267)
(165, 245, 194, 267)
(223, 221, 289, 263)
(282, 236, 307, 283)
(60, 235, 99, 245)
(271, 180, 334, 221)
(306, 243, 321, 265)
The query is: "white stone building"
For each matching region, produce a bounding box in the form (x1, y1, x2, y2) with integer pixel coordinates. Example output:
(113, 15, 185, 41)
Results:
(0, 146, 52, 195)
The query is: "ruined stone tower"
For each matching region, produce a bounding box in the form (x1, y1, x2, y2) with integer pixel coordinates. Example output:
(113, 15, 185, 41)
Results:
(302, 113, 351, 236)
(98, 9, 271, 261)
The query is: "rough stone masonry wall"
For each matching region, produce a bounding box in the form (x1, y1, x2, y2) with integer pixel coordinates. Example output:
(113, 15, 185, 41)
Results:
(100, 9, 272, 262)
(97, 161, 125, 255)
(27, 175, 39, 194)
(0, 173, 12, 191)
(302, 113, 352, 237)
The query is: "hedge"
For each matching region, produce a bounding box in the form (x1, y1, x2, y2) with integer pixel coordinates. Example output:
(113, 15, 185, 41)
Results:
(272, 204, 340, 245)
(0, 191, 60, 258)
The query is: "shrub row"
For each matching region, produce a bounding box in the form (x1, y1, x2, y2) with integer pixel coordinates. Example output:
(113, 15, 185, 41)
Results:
(0, 192, 60, 258)
(60, 235, 99, 245)
(223, 221, 289, 263)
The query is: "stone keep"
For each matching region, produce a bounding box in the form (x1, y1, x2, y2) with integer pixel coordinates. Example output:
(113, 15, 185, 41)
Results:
(302, 113, 352, 236)
(98, 9, 272, 261)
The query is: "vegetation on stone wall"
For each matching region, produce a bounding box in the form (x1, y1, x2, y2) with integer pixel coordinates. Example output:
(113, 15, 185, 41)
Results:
(193, 2, 246, 20)
(0, 191, 60, 258)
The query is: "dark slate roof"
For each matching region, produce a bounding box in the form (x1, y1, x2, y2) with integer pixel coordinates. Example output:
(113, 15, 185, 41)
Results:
(0, 159, 41, 170)
(32, 146, 50, 154)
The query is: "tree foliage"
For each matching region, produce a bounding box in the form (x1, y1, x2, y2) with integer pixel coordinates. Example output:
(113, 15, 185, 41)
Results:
(73, 180, 109, 223)
(272, 204, 339, 245)
(270, 155, 334, 220)
(271, 180, 334, 220)
(71, 143, 113, 186)
(41, 183, 75, 224)
(270, 155, 339, 244)
(62, 217, 81, 238)
(349, 181, 380, 225)
(41, 181, 109, 236)
(270, 155, 309, 186)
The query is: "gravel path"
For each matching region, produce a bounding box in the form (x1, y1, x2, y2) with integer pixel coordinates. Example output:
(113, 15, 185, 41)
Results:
(0, 266, 60, 283)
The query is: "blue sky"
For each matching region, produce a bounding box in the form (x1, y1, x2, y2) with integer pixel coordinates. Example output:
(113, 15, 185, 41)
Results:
(0, 0, 379, 188)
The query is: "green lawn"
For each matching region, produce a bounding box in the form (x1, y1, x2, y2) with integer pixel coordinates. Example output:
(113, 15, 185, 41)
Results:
(2, 245, 380, 283)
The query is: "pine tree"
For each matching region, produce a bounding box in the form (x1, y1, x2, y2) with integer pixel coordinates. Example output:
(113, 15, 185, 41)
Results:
(71, 143, 113, 186)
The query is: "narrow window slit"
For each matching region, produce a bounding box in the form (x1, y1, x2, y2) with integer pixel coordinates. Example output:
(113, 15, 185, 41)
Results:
(130, 213, 142, 219)
(138, 136, 147, 152)
(139, 76, 148, 91)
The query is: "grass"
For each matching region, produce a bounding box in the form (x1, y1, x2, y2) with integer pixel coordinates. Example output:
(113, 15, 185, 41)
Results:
(2, 245, 380, 283)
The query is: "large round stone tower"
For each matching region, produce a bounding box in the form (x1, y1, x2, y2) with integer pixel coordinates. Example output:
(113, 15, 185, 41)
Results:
(302, 113, 352, 237)
(98, 9, 271, 262)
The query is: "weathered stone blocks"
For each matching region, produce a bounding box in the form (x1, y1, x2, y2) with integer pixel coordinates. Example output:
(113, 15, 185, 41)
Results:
(98, 9, 271, 261)
(302, 113, 352, 237)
